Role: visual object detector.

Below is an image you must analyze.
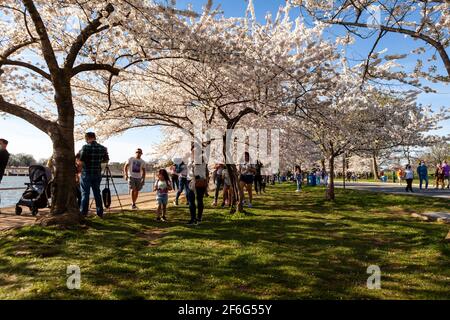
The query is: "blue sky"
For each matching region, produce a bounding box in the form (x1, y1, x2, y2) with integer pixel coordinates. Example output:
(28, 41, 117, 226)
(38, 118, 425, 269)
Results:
(1, 0, 448, 162)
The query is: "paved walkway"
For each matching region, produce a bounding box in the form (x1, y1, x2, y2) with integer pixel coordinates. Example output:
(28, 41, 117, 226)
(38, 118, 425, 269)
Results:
(335, 181, 450, 199)
(0, 191, 180, 232)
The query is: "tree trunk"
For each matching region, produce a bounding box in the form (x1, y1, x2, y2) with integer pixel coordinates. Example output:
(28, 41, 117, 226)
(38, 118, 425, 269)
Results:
(372, 153, 380, 180)
(342, 154, 346, 189)
(326, 155, 335, 200)
(36, 89, 81, 226)
(222, 133, 242, 213)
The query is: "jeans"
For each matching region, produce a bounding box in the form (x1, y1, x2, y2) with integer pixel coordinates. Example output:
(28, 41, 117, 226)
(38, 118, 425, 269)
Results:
(80, 174, 103, 216)
(214, 176, 223, 203)
(254, 175, 263, 194)
(405, 179, 413, 192)
(296, 177, 302, 190)
(419, 176, 428, 189)
(187, 181, 206, 222)
(171, 175, 179, 191)
(175, 177, 188, 204)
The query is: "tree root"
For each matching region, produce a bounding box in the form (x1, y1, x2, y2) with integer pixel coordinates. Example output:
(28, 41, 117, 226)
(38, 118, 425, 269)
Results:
(35, 211, 84, 228)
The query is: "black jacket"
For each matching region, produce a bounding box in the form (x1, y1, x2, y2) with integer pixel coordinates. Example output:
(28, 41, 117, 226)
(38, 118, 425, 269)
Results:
(0, 149, 10, 182)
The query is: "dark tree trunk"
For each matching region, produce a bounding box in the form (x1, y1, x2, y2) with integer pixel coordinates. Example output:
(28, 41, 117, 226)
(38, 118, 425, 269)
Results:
(372, 152, 380, 180)
(223, 133, 243, 213)
(326, 155, 335, 201)
(342, 154, 346, 189)
(36, 88, 81, 226)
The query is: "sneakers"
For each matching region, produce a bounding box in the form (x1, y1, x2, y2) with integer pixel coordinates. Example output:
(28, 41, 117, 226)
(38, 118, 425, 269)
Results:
(156, 217, 162, 221)
(212, 201, 218, 207)
(161, 216, 168, 222)
(173, 201, 178, 206)
(187, 220, 197, 226)
(296, 189, 301, 192)
(131, 204, 138, 210)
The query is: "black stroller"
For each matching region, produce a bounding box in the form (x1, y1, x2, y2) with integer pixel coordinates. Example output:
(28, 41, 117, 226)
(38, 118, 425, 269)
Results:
(15, 165, 52, 216)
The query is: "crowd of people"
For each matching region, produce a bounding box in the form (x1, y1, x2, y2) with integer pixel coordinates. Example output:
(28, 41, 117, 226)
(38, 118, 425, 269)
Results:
(74, 134, 272, 225)
(1, 133, 449, 221)
(391, 161, 450, 192)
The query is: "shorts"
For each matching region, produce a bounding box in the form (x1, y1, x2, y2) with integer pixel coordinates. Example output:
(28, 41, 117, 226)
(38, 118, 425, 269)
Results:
(157, 193, 168, 205)
(129, 177, 144, 191)
(240, 174, 254, 185)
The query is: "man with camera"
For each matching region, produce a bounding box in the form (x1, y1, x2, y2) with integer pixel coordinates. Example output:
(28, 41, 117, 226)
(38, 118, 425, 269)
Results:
(78, 132, 109, 218)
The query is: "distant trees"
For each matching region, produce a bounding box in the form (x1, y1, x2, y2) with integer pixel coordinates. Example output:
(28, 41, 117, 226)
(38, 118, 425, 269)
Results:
(7, 153, 37, 167)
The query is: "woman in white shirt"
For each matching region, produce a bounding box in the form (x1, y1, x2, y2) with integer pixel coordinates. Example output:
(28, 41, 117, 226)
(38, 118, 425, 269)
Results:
(404, 165, 414, 192)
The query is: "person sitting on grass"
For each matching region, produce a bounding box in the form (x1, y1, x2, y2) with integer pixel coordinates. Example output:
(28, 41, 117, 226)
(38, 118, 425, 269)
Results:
(154, 169, 172, 222)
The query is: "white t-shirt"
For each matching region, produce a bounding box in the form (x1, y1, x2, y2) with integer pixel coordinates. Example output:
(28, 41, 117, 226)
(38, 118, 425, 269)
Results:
(187, 161, 207, 180)
(128, 157, 146, 179)
(239, 162, 255, 176)
(405, 169, 414, 180)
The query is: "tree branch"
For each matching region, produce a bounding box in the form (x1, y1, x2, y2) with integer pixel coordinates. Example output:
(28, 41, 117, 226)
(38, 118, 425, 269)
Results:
(22, 0, 60, 77)
(0, 59, 51, 81)
(71, 63, 120, 77)
(64, 3, 115, 70)
(0, 96, 55, 133)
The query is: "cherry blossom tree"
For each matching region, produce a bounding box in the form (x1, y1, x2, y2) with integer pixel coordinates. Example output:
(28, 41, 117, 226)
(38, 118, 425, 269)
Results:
(293, 0, 450, 83)
(0, 0, 211, 225)
(80, 1, 341, 211)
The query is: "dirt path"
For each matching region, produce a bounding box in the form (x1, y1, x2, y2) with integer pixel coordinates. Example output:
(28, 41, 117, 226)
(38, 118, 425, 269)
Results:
(0, 191, 179, 231)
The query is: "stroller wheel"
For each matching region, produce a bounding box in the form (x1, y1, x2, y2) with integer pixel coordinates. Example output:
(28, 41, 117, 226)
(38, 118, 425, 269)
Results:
(31, 207, 38, 216)
(15, 206, 22, 216)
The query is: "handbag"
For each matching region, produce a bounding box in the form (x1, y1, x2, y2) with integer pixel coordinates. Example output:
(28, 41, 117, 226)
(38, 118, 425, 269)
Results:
(189, 163, 208, 189)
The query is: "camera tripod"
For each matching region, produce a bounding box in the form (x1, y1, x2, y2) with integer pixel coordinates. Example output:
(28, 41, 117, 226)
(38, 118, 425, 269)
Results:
(89, 165, 124, 214)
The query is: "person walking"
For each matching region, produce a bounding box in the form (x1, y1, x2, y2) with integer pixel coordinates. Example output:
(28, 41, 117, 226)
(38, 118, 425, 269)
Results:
(124, 148, 146, 210)
(397, 167, 404, 185)
(221, 166, 233, 208)
(186, 152, 208, 225)
(212, 163, 224, 206)
(416, 161, 428, 190)
(404, 164, 414, 192)
(434, 163, 443, 189)
(443, 160, 450, 189)
(173, 160, 188, 206)
(239, 152, 256, 208)
(169, 164, 179, 192)
(79, 132, 109, 218)
(154, 169, 172, 221)
(254, 160, 264, 195)
(0, 139, 10, 211)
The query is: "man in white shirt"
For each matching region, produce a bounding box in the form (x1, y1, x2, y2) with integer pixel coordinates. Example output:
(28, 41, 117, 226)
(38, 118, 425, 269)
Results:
(124, 148, 146, 209)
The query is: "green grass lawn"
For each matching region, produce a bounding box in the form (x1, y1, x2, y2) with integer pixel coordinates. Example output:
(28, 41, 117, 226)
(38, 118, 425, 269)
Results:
(0, 184, 449, 299)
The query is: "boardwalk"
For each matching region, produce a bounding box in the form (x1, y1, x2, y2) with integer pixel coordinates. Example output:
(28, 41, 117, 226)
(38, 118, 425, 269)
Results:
(335, 181, 450, 199)
(0, 191, 179, 232)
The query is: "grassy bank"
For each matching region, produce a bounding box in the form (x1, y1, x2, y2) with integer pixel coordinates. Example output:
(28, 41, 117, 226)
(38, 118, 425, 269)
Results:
(0, 184, 449, 299)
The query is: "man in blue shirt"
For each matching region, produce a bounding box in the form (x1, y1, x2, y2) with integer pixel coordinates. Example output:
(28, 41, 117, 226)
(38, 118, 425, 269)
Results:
(417, 160, 428, 190)
(79, 132, 109, 218)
